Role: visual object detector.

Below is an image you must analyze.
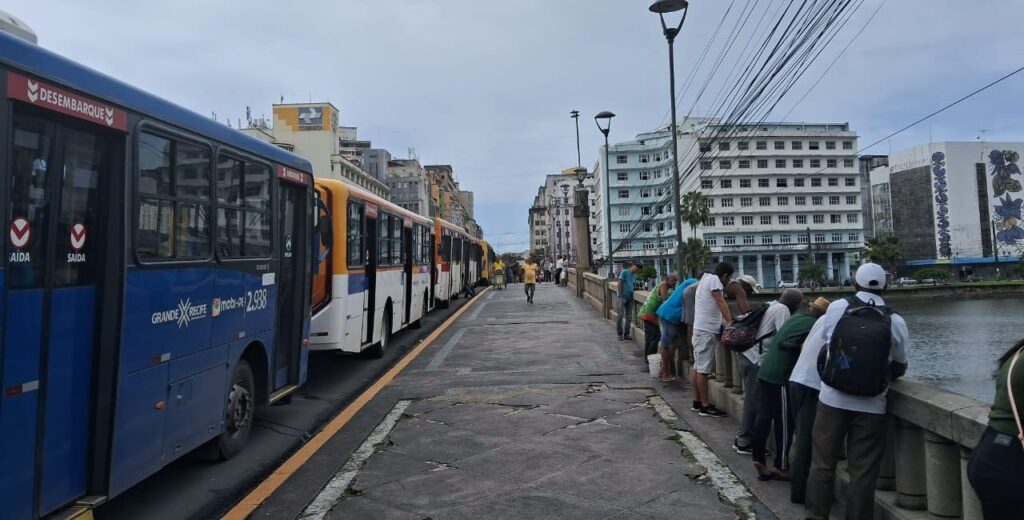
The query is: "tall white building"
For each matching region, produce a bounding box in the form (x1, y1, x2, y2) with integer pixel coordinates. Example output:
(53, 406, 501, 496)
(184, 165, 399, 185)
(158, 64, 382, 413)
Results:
(683, 120, 864, 286)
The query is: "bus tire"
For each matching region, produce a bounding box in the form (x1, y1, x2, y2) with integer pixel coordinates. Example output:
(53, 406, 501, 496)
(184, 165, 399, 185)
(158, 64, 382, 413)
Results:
(367, 312, 390, 359)
(218, 360, 255, 460)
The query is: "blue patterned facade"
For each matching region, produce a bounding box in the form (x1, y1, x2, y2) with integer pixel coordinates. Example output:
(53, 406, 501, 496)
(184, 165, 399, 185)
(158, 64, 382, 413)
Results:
(931, 152, 952, 258)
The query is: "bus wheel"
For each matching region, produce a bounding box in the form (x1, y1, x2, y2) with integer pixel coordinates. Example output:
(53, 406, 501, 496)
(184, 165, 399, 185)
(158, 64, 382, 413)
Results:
(219, 360, 255, 460)
(368, 313, 390, 359)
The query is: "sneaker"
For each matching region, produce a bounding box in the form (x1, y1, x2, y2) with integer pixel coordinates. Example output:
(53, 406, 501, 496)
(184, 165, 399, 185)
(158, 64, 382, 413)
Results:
(617, 336, 624, 341)
(733, 442, 752, 455)
(698, 405, 727, 418)
(691, 401, 701, 412)
(623, 335, 632, 341)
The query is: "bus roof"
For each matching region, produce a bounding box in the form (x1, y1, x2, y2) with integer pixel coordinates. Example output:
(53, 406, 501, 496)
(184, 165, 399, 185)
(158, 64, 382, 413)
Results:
(317, 178, 432, 226)
(0, 31, 312, 174)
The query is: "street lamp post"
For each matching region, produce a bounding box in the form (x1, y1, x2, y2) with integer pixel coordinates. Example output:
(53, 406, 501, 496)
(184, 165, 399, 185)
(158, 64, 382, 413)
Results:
(650, 0, 689, 277)
(595, 111, 616, 275)
(571, 110, 582, 168)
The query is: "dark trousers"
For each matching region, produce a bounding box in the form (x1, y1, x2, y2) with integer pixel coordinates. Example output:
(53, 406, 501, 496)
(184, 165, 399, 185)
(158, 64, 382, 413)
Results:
(789, 382, 819, 504)
(805, 402, 889, 520)
(968, 426, 1024, 519)
(643, 320, 660, 356)
(752, 381, 792, 470)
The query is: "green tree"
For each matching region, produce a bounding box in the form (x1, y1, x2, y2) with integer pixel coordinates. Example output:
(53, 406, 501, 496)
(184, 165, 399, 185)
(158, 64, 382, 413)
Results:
(683, 237, 711, 278)
(912, 268, 951, 285)
(637, 264, 658, 281)
(863, 234, 905, 274)
(500, 253, 520, 265)
(801, 263, 827, 287)
(680, 190, 711, 239)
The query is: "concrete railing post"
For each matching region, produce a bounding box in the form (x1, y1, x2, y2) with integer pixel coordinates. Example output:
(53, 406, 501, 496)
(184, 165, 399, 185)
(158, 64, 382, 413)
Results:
(894, 419, 928, 510)
(959, 447, 983, 520)
(716, 344, 734, 388)
(924, 431, 962, 519)
(876, 420, 896, 491)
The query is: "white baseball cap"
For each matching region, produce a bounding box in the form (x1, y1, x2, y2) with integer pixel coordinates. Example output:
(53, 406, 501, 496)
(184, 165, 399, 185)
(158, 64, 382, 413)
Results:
(855, 263, 887, 289)
(739, 274, 759, 294)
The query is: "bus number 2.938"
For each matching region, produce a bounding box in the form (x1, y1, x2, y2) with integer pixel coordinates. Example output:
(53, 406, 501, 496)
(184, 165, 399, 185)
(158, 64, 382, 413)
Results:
(246, 289, 269, 312)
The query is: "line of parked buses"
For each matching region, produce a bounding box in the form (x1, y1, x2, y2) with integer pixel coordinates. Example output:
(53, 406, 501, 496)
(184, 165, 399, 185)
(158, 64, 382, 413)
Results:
(311, 178, 497, 358)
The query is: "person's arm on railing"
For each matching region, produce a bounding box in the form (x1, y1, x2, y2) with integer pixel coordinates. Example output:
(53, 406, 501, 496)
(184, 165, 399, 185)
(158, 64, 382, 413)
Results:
(713, 290, 732, 326)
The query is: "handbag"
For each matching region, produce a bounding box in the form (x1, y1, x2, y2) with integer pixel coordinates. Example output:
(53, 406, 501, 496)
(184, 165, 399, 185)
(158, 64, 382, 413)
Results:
(1007, 347, 1024, 444)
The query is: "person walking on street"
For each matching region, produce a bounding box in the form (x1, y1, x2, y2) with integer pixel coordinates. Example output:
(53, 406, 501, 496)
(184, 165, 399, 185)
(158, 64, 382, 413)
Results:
(968, 338, 1024, 519)
(555, 256, 565, 287)
(804, 263, 909, 520)
(522, 258, 538, 303)
(493, 258, 505, 289)
(639, 275, 678, 358)
(655, 276, 696, 382)
(616, 263, 640, 341)
(744, 289, 805, 479)
(691, 262, 735, 418)
(734, 288, 800, 460)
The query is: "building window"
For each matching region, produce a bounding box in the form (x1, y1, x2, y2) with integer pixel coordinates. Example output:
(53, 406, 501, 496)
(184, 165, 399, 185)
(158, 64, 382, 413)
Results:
(622, 241, 632, 250)
(721, 179, 733, 188)
(738, 160, 751, 169)
(845, 177, 856, 187)
(829, 195, 840, 205)
(794, 178, 805, 187)
(757, 159, 768, 169)
(825, 141, 836, 150)
(724, 236, 737, 245)
(759, 178, 770, 188)
(740, 197, 753, 207)
(775, 159, 787, 168)
(642, 206, 652, 215)
(639, 154, 651, 163)
(780, 234, 792, 244)
(740, 179, 752, 188)
(644, 222, 653, 232)
(721, 197, 734, 207)
(796, 215, 807, 224)
(827, 159, 837, 168)
(813, 214, 824, 224)
(832, 233, 842, 242)
(656, 187, 664, 196)
(759, 196, 771, 206)
(828, 178, 839, 187)
(814, 233, 826, 243)
(761, 215, 772, 225)
(830, 214, 842, 224)
(742, 216, 754, 226)
(617, 155, 628, 164)
(798, 234, 809, 243)
(848, 232, 859, 242)
(809, 141, 819, 150)
(723, 216, 735, 226)
(792, 141, 803, 150)
(617, 172, 628, 181)
(846, 195, 857, 205)
(793, 159, 804, 168)
(777, 196, 789, 206)
(618, 189, 629, 198)
(843, 141, 853, 150)
(618, 207, 630, 216)
(847, 213, 859, 223)
(655, 169, 663, 179)
(774, 141, 785, 150)
(706, 236, 718, 246)
(812, 196, 823, 205)
(810, 159, 821, 168)
(699, 142, 712, 153)
(641, 188, 652, 198)
(777, 178, 788, 188)
(737, 141, 749, 150)
(811, 178, 822, 187)
(640, 171, 651, 180)
(756, 141, 767, 150)
(719, 141, 730, 151)
(705, 217, 716, 227)
(779, 215, 790, 224)
(701, 179, 713, 189)
(657, 222, 666, 231)
(705, 198, 714, 208)
(844, 159, 855, 168)
(762, 235, 773, 244)
(619, 224, 630, 233)
(744, 235, 755, 245)
(720, 160, 732, 169)
(700, 160, 712, 170)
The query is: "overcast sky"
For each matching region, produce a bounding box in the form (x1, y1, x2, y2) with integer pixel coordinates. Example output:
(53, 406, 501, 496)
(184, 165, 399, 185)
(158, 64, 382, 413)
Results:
(11, 1, 1024, 252)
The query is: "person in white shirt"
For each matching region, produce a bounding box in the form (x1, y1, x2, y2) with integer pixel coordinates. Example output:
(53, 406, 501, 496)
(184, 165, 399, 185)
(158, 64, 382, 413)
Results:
(804, 263, 909, 520)
(691, 262, 735, 418)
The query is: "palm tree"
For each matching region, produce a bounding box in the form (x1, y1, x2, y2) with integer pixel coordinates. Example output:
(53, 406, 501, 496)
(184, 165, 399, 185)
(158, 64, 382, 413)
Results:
(680, 190, 710, 239)
(683, 237, 711, 278)
(863, 234, 905, 275)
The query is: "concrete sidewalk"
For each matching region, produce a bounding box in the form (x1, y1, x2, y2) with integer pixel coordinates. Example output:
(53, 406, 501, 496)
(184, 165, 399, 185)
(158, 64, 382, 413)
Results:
(254, 283, 807, 520)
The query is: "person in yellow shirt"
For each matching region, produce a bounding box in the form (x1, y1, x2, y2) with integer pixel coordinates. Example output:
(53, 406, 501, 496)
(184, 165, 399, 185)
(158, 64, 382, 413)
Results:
(493, 259, 505, 289)
(522, 257, 539, 303)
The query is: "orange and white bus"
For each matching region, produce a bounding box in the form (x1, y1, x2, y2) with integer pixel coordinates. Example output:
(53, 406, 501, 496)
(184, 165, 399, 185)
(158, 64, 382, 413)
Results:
(311, 180, 434, 356)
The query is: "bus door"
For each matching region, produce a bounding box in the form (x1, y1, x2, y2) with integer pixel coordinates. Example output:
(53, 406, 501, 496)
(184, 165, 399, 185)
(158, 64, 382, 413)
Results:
(363, 203, 378, 345)
(403, 220, 412, 324)
(0, 109, 116, 518)
(272, 180, 309, 394)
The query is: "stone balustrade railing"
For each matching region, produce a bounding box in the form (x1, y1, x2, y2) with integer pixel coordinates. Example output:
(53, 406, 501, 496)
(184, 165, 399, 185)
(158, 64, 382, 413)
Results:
(572, 279, 990, 520)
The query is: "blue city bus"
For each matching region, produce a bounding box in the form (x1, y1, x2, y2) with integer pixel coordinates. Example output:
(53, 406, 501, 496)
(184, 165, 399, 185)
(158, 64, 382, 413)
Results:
(0, 31, 315, 519)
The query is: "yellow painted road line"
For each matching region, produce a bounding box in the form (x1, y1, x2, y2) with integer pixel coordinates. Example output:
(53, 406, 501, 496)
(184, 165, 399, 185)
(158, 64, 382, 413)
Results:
(221, 288, 489, 520)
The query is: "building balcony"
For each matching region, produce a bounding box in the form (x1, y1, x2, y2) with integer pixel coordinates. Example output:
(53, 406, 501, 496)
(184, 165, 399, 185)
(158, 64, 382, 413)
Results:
(709, 241, 863, 254)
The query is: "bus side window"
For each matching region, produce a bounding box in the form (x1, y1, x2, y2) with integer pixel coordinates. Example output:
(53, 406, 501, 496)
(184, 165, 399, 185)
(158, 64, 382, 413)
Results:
(347, 202, 364, 267)
(391, 216, 402, 265)
(137, 131, 211, 260)
(378, 213, 390, 265)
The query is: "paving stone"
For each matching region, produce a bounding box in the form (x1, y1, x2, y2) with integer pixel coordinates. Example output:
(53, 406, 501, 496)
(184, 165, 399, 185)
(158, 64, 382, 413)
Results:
(438, 487, 625, 520)
(325, 495, 424, 520)
(420, 402, 515, 426)
(531, 457, 698, 509)
(541, 421, 689, 467)
(538, 395, 640, 420)
(455, 440, 598, 484)
(602, 405, 663, 429)
(590, 388, 655, 404)
(404, 398, 456, 417)
(366, 466, 517, 514)
(633, 489, 737, 520)
(390, 426, 514, 463)
(441, 385, 589, 407)
(461, 408, 584, 439)
(351, 451, 438, 489)
(387, 417, 453, 447)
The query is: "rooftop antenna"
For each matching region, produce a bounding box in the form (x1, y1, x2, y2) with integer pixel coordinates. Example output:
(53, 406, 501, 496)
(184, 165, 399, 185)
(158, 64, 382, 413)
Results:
(245, 106, 252, 125)
(279, 95, 284, 104)
(979, 129, 988, 162)
(211, 111, 217, 121)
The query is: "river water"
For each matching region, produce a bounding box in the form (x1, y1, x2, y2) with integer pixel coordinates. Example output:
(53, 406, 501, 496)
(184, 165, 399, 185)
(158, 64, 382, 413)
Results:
(894, 295, 1024, 403)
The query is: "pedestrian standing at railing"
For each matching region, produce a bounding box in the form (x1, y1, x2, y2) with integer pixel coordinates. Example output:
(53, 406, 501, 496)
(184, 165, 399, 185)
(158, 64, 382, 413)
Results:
(638, 274, 677, 358)
(968, 338, 1024, 519)
(656, 276, 696, 382)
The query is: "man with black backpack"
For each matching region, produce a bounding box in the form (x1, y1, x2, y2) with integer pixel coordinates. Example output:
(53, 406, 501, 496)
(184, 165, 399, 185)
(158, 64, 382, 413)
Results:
(805, 263, 909, 520)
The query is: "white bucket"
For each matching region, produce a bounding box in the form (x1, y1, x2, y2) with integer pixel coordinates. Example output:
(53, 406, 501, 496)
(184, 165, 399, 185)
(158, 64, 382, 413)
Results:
(647, 354, 661, 378)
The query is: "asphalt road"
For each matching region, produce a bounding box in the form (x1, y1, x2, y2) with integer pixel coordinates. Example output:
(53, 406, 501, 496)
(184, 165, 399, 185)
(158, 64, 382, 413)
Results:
(94, 296, 473, 520)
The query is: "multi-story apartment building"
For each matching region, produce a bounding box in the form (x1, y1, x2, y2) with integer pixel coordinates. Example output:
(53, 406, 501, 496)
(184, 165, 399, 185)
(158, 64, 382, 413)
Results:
(386, 158, 432, 216)
(591, 127, 678, 275)
(425, 164, 480, 237)
(528, 186, 549, 258)
(870, 141, 1024, 276)
(683, 120, 864, 286)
